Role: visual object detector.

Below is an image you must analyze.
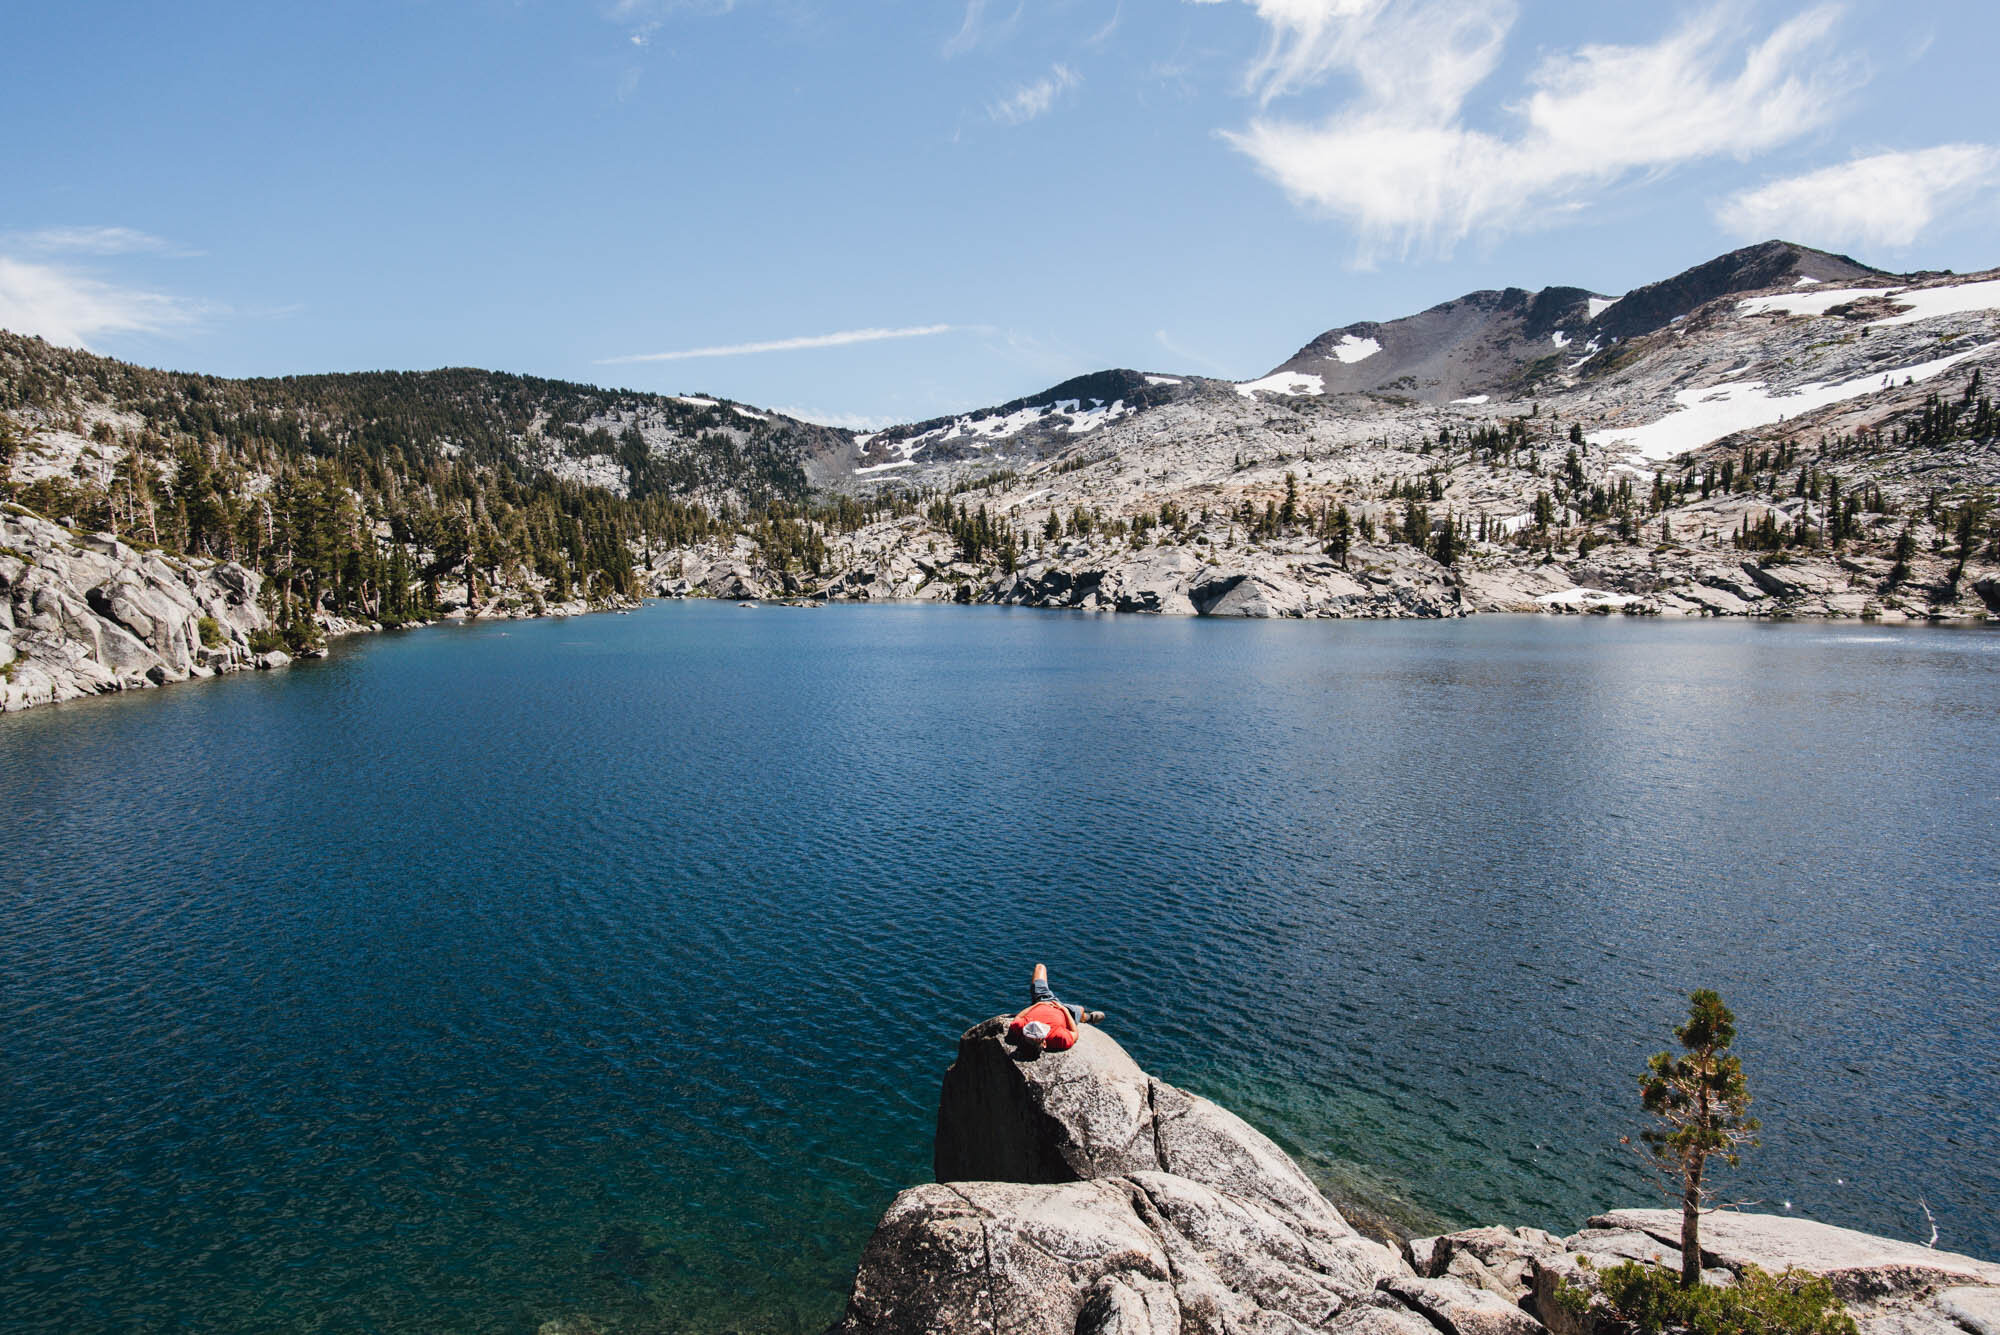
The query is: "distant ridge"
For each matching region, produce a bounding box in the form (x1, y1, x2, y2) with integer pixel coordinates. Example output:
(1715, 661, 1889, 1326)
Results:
(1259, 241, 1887, 406)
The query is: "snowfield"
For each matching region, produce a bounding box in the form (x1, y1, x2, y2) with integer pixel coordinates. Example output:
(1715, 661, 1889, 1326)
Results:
(1867, 278, 2000, 328)
(1236, 371, 1325, 398)
(1587, 343, 1996, 463)
(1331, 334, 1381, 364)
(1738, 277, 2000, 327)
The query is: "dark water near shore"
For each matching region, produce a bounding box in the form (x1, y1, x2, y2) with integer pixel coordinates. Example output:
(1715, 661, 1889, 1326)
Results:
(4, 605, 1998, 1333)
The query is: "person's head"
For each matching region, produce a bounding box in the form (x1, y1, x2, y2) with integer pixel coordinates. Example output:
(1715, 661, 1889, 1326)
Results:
(1019, 1019, 1050, 1051)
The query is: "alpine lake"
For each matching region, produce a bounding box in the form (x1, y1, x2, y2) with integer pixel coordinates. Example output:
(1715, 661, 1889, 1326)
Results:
(4, 603, 1997, 1334)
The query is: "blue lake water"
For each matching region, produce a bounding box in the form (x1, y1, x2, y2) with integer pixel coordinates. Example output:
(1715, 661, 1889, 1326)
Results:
(4, 604, 1998, 1333)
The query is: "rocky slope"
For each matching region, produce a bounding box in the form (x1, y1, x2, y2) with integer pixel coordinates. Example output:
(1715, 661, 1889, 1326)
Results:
(829, 1018, 2000, 1335)
(1259, 240, 1885, 405)
(0, 504, 639, 713)
(2, 506, 278, 712)
(681, 242, 1999, 624)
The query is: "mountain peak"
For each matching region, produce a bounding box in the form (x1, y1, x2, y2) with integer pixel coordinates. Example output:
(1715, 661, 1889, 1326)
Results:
(1587, 239, 1884, 343)
(1251, 241, 1891, 405)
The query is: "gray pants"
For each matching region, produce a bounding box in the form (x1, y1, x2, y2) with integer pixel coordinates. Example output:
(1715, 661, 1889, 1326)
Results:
(1031, 975, 1083, 1027)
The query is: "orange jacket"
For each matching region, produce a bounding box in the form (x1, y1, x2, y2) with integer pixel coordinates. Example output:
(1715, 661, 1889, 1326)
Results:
(1008, 1001, 1078, 1050)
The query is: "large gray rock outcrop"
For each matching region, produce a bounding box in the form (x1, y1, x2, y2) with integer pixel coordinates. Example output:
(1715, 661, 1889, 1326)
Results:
(837, 1023, 2000, 1335)
(991, 544, 1464, 620)
(2, 508, 273, 713)
(837, 1020, 1430, 1335)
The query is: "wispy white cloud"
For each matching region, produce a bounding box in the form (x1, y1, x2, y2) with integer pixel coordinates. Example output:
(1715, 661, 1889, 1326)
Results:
(608, 0, 737, 16)
(1715, 145, 2000, 249)
(990, 63, 1081, 125)
(945, 0, 1025, 56)
(0, 256, 198, 350)
(1202, 2, 1858, 261)
(599, 324, 957, 363)
(9, 225, 200, 258)
(945, 0, 989, 56)
(1086, 1, 1123, 46)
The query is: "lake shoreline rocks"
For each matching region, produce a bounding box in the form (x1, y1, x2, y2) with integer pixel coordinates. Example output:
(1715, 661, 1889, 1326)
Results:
(10, 495, 1989, 717)
(824, 1019, 2000, 1335)
(645, 531, 1997, 623)
(0, 506, 636, 715)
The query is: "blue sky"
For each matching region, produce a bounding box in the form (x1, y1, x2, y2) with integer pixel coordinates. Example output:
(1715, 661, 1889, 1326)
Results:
(4, 1, 1997, 426)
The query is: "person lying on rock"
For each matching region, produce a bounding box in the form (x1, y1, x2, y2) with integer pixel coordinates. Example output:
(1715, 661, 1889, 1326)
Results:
(1007, 963, 1106, 1053)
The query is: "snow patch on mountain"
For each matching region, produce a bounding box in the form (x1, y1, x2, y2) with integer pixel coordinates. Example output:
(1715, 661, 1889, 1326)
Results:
(1737, 286, 1901, 319)
(1588, 343, 1996, 463)
(859, 397, 1134, 469)
(1867, 278, 2000, 328)
(1237, 371, 1325, 398)
(1587, 296, 1621, 319)
(1331, 334, 1382, 364)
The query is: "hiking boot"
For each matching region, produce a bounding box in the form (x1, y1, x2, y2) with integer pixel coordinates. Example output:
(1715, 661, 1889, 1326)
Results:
(1081, 1010, 1106, 1025)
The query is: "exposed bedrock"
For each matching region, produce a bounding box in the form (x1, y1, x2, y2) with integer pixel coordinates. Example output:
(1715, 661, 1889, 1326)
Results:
(2, 508, 271, 713)
(832, 1020, 2000, 1335)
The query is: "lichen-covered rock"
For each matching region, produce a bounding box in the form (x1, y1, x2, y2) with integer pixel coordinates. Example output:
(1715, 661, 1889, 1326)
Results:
(840, 1021, 1415, 1334)
(935, 1020, 1365, 1243)
(1410, 1225, 1567, 1300)
(1382, 1274, 1547, 1335)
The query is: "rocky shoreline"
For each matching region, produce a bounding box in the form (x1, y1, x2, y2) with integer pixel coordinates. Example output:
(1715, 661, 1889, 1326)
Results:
(0, 506, 635, 715)
(649, 530, 1997, 623)
(10, 496, 1992, 717)
(817, 1020, 2000, 1335)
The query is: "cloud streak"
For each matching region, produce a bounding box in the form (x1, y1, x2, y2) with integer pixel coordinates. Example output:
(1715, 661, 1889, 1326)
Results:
(599, 324, 956, 363)
(1716, 144, 2000, 249)
(1203, 2, 1858, 260)
(990, 64, 1081, 125)
(0, 256, 198, 350)
(8, 226, 200, 257)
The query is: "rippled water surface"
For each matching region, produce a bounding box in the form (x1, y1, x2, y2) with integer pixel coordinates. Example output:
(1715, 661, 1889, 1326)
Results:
(4, 606, 1998, 1333)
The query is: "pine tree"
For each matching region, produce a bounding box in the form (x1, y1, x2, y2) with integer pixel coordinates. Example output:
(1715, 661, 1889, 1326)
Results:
(1886, 525, 1916, 589)
(1433, 516, 1459, 566)
(1326, 504, 1352, 568)
(1637, 990, 1759, 1288)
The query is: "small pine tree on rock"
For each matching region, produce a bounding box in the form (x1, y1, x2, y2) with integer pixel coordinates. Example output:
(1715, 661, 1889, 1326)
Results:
(1637, 990, 1760, 1288)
